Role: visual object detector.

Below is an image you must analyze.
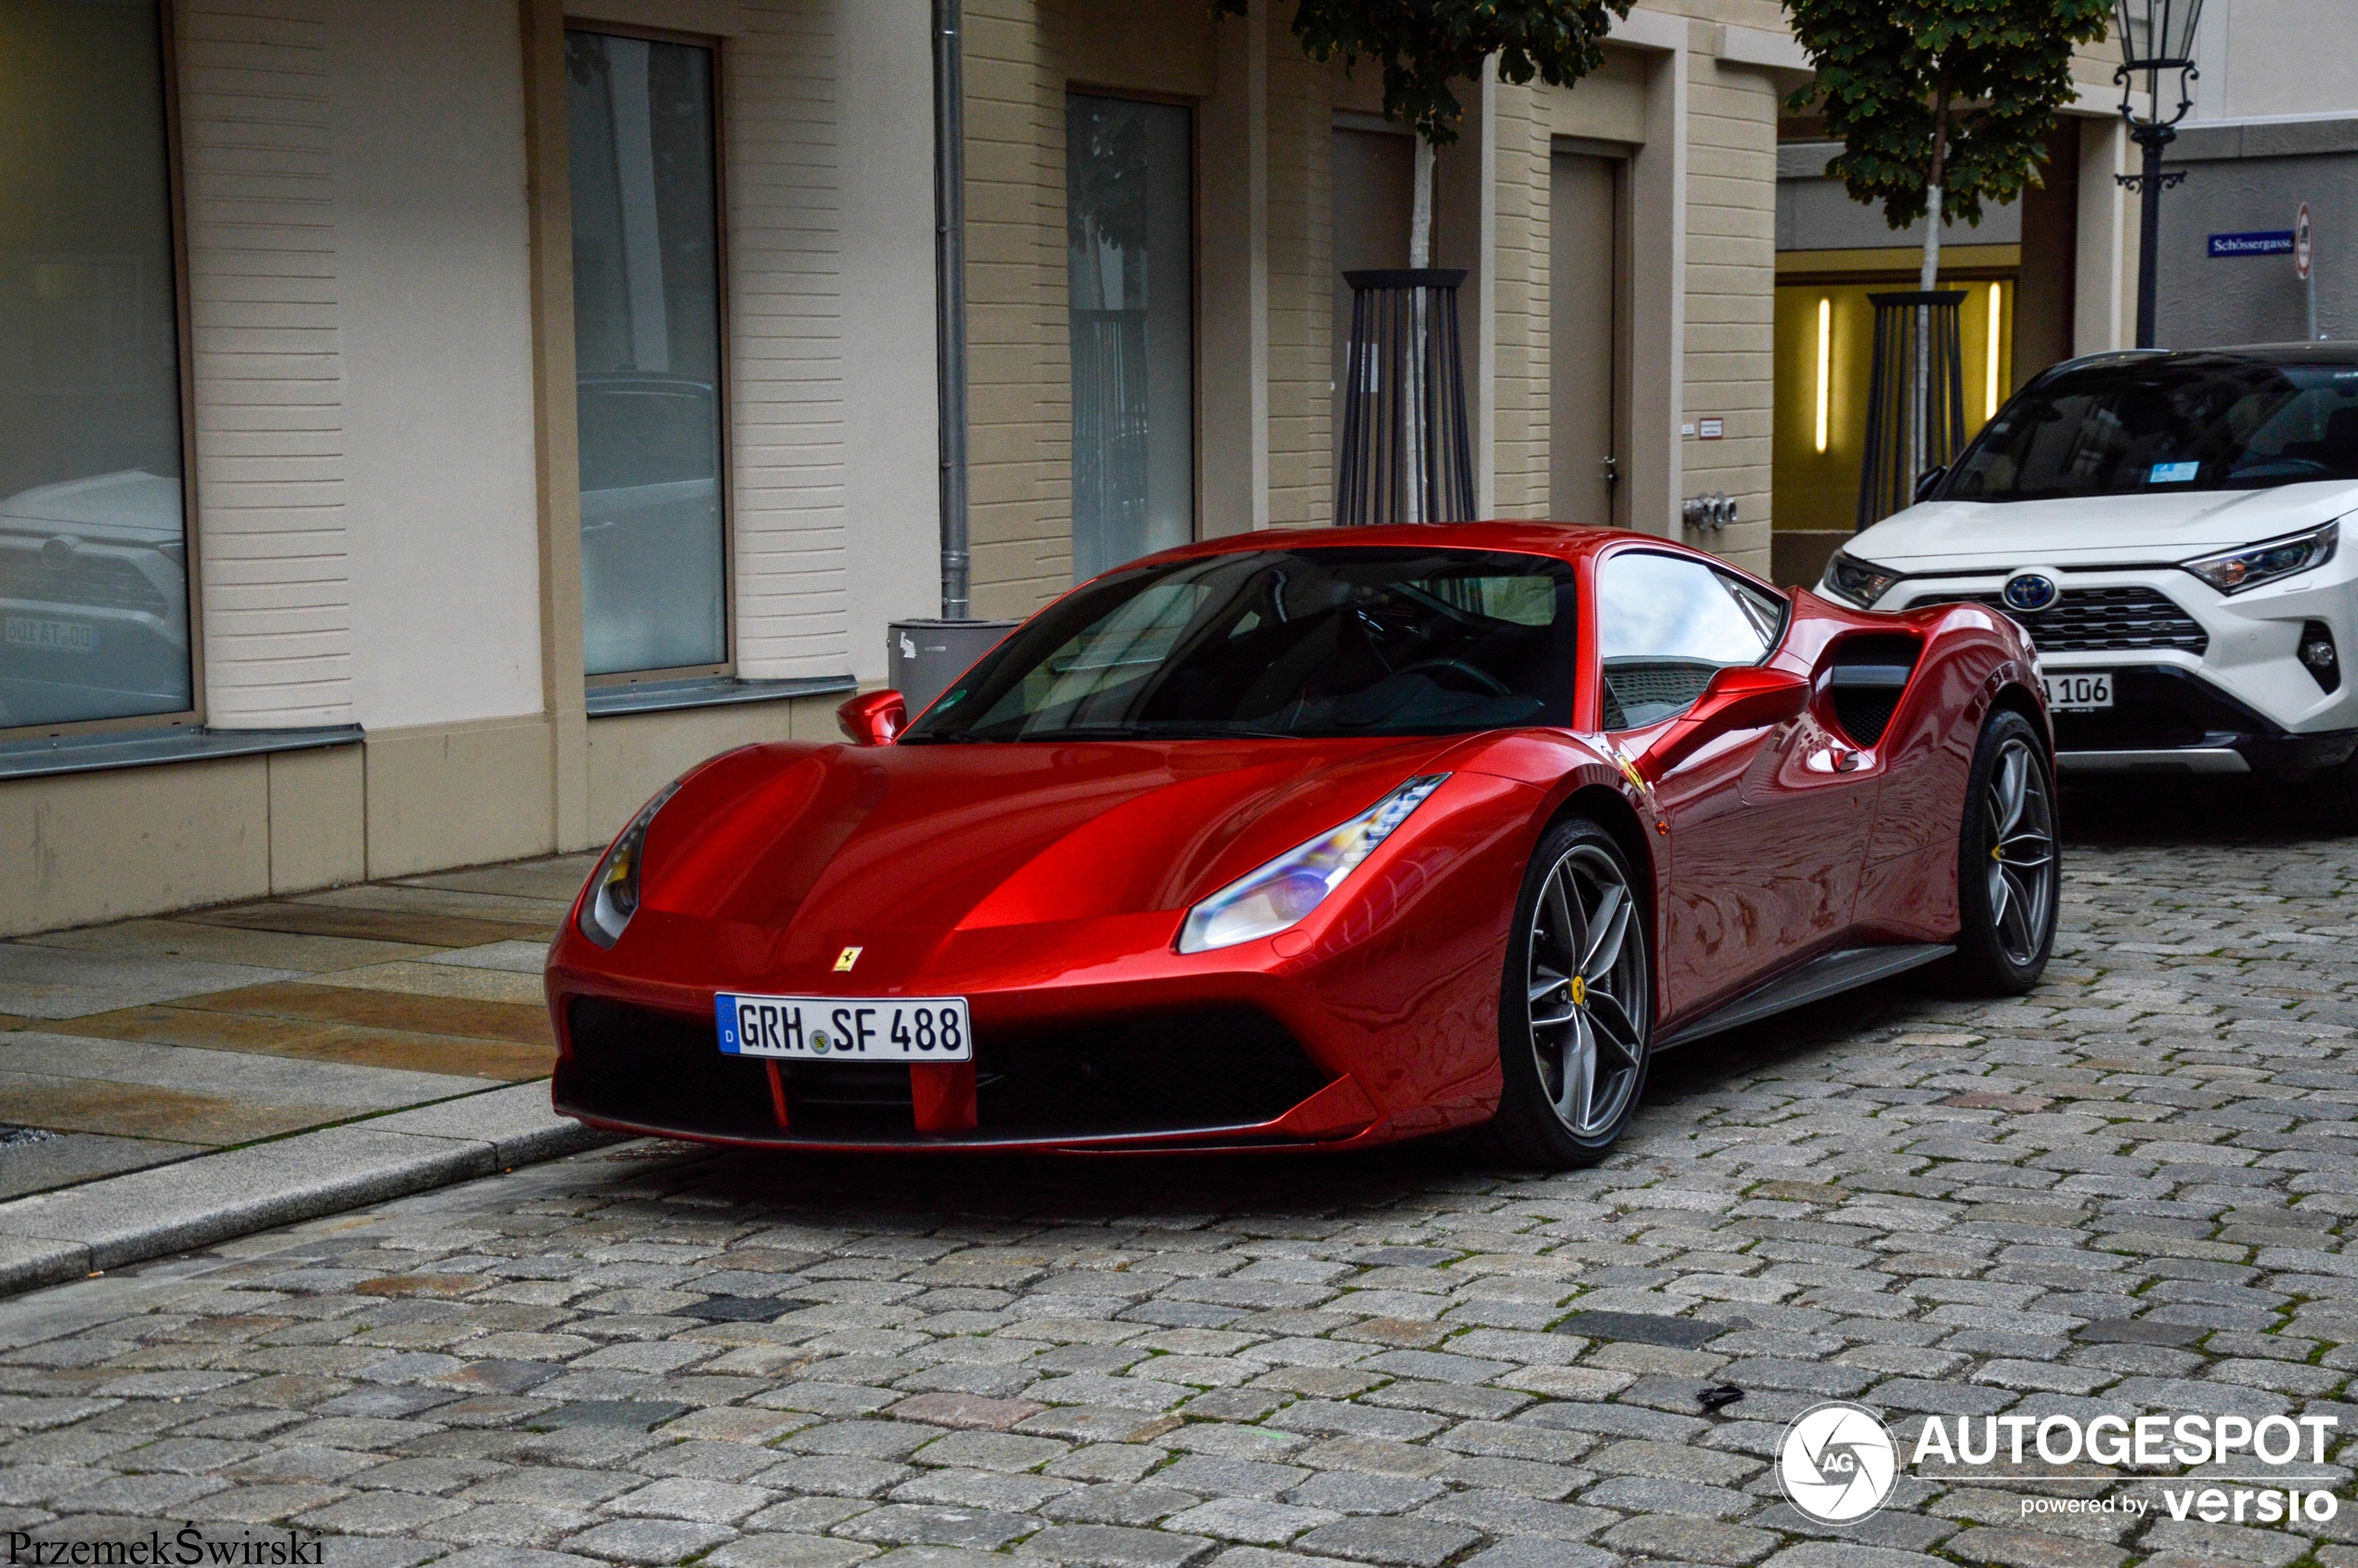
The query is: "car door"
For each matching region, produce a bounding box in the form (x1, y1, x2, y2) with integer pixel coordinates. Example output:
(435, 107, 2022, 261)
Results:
(1596, 550, 1876, 1021)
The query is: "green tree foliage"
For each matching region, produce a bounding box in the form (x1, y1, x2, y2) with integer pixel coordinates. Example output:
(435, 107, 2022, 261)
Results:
(1783, 0, 2111, 231)
(1211, 0, 1634, 146)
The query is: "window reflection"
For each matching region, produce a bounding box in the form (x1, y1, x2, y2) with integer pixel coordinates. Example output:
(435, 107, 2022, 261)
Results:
(0, 1, 190, 731)
(567, 30, 728, 678)
(1067, 95, 1194, 583)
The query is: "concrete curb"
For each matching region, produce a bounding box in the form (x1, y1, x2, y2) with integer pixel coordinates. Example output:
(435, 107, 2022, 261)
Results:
(0, 1082, 616, 1297)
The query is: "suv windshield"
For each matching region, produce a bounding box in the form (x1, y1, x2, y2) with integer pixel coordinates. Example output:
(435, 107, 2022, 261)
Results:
(902, 547, 1578, 743)
(1944, 355, 2358, 502)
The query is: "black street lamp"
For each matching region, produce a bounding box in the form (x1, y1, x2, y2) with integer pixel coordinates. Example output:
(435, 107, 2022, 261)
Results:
(2114, 0, 2205, 348)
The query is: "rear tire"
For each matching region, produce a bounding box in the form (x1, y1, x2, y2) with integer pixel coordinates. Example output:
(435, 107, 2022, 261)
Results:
(1475, 819, 1653, 1169)
(1949, 708, 2059, 995)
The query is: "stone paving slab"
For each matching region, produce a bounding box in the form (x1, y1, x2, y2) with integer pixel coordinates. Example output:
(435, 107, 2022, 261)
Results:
(1, 1030, 488, 1108)
(327, 962, 550, 1006)
(53, 1002, 552, 1080)
(17, 918, 444, 973)
(0, 944, 302, 1019)
(395, 855, 602, 903)
(0, 1131, 208, 1200)
(185, 903, 551, 949)
(0, 1070, 356, 1146)
(171, 983, 556, 1047)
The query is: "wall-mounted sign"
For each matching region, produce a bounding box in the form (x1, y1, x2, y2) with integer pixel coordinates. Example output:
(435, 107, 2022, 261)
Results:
(1698, 418, 1724, 439)
(2209, 230, 2296, 258)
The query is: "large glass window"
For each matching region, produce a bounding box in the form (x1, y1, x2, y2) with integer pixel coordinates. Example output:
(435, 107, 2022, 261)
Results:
(567, 29, 727, 679)
(0, 1, 189, 732)
(1067, 95, 1194, 583)
(1597, 553, 1784, 728)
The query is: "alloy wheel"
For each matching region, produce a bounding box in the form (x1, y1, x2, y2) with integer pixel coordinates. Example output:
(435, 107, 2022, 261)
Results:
(1524, 843, 1650, 1139)
(1985, 736, 2057, 968)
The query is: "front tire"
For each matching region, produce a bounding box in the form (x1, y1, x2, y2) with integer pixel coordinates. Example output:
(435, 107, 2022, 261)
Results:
(1476, 819, 1653, 1168)
(1950, 708, 2059, 994)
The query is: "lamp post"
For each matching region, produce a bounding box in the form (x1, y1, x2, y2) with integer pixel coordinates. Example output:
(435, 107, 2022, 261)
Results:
(2114, 0, 2205, 349)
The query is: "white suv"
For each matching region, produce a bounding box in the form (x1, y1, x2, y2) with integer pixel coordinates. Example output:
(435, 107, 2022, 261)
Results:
(1821, 344, 2358, 796)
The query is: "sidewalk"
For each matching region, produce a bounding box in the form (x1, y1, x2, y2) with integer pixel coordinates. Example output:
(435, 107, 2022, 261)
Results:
(0, 852, 617, 1291)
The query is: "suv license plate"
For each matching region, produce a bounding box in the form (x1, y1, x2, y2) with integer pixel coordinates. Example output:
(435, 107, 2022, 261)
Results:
(717, 994, 971, 1061)
(2043, 672, 2113, 711)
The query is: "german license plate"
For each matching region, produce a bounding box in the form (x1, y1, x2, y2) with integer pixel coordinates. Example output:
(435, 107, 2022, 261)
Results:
(2042, 671, 2112, 711)
(3, 616, 95, 654)
(717, 994, 971, 1061)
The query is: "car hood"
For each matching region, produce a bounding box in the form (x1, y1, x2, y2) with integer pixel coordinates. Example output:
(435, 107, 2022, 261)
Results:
(1853, 480, 2358, 570)
(0, 471, 184, 549)
(638, 733, 1470, 937)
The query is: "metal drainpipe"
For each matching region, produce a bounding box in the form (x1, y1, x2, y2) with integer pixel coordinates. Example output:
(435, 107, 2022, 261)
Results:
(932, 0, 971, 620)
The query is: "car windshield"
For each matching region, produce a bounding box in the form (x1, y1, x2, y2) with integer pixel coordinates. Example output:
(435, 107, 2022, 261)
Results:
(1943, 356, 2358, 502)
(901, 547, 1578, 743)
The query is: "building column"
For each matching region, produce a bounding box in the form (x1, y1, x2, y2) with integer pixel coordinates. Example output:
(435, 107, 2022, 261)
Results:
(1199, 0, 1269, 535)
(518, 0, 592, 851)
(2077, 114, 2138, 355)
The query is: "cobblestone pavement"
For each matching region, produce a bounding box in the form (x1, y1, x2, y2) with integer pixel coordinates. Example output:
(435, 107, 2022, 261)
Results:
(6, 786, 2358, 1568)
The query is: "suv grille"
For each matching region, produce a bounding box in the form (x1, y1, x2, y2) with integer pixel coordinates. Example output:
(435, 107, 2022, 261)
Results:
(557, 997, 1331, 1141)
(1916, 585, 2208, 654)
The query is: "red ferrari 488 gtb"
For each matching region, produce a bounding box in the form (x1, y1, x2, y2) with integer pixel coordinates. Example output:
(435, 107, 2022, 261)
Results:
(548, 524, 2055, 1166)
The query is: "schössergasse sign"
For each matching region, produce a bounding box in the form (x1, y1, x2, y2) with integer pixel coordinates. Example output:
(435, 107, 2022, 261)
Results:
(1779, 1405, 2345, 1531)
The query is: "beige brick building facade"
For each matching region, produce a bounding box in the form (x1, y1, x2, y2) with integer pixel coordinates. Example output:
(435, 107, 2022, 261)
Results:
(0, 0, 2138, 936)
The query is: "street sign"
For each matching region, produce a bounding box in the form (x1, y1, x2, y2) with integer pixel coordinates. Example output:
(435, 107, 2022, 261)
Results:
(2297, 203, 2313, 280)
(2209, 230, 2295, 258)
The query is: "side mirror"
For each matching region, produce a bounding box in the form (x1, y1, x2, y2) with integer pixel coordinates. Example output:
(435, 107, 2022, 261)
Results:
(1633, 666, 1810, 784)
(837, 690, 908, 746)
(1913, 466, 1949, 503)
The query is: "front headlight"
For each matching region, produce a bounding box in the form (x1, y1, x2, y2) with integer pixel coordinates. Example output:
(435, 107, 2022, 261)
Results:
(1821, 551, 1901, 608)
(2181, 520, 2339, 595)
(1177, 774, 1448, 954)
(577, 780, 683, 948)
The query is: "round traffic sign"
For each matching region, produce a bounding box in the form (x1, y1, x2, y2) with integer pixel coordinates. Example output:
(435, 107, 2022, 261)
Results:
(2297, 202, 2313, 280)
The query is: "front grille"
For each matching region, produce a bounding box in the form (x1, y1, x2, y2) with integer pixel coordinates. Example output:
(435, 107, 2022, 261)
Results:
(978, 1008, 1329, 1136)
(560, 997, 779, 1138)
(1916, 586, 2208, 654)
(0, 551, 173, 617)
(558, 997, 1331, 1142)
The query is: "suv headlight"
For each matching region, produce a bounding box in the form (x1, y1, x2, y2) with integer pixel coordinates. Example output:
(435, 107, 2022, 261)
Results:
(1178, 775, 1448, 954)
(1821, 551, 1901, 608)
(577, 780, 683, 948)
(2181, 521, 2339, 595)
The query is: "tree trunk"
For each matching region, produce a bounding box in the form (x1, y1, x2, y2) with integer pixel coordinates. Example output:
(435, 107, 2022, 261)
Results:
(1911, 70, 1952, 487)
(1405, 139, 1436, 521)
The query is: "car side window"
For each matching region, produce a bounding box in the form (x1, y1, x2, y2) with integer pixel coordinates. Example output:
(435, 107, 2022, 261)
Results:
(1596, 552, 1782, 729)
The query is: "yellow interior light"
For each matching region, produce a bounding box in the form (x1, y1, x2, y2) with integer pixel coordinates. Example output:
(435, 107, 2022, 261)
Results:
(1814, 298, 1831, 454)
(1986, 282, 2002, 420)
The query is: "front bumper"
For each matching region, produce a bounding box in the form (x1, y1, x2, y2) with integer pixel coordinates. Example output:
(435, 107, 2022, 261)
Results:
(551, 990, 1385, 1153)
(2045, 665, 2358, 775)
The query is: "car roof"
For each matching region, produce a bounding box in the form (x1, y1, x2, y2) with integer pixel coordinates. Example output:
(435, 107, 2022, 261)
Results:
(1136, 521, 1730, 574)
(2041, 343, 2358, 381)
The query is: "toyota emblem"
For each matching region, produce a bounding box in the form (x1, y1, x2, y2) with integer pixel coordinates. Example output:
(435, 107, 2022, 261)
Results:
(2002, 573, 2058, 613)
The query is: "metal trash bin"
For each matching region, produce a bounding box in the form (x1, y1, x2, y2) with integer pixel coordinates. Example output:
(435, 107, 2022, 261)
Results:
(888, 618, 1019, 718)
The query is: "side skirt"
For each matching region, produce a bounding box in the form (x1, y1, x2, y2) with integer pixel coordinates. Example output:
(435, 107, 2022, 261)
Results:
(1656, 943, 1954, 1051)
